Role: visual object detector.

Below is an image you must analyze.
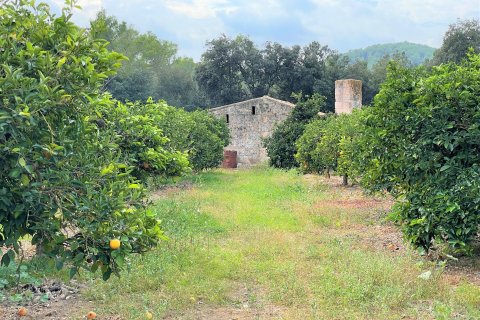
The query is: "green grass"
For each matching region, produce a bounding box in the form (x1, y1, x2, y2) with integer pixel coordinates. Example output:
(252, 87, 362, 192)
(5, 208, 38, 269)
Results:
(73, 168, 480, 319)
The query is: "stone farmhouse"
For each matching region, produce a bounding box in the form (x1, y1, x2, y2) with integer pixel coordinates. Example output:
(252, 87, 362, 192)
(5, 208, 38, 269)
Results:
(209, 79, 362, 167)
(209, 96, 295, 167)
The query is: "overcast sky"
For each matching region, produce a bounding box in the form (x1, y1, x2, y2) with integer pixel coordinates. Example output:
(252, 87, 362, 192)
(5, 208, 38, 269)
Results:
(46, 0, 480, 60)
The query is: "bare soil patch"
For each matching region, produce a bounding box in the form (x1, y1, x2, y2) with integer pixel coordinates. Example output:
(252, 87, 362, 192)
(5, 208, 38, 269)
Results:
(164, 304, 284, 320)
(0, 241, 37, 261)
(307, 174, 480, 288)
(149, 181, 193, 202)
(354, 224, 406, 253)
(443, 252, 480, 286)
(0, 280, 94, 320)
(163, 283, 285, 320)
(314, 198, 393, 210)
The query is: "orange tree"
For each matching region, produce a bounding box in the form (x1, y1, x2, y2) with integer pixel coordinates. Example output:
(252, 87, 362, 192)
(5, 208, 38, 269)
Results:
(0, 1, 165, 279)
(359, 54, 480, 252)
(100, 98, 190, 183)
(295, 111, 362, 185)
(295, 116, 334, 174)
(155, 104, 230, 172)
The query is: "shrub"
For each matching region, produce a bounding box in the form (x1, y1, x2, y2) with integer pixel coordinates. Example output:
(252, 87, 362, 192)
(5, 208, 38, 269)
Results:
(99, 98, 190, 183)
(333, 110, 365, 184)
(156, 104, 195, 153)
(264, 93, 327, 169)
(295, 117, 332, 174)
(0, 1, 164, 279)
(156, 106, 229, 171)
(186, 110, 230, 171)
(296, 111, 362, 184)
(360, 55, 480, 251)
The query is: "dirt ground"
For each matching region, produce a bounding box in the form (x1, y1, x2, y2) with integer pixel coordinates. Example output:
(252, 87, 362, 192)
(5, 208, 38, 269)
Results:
(162, 284, 286, 320)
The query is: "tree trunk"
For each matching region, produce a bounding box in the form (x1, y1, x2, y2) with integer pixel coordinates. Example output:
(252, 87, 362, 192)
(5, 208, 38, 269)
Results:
(342, 174, 348, 186)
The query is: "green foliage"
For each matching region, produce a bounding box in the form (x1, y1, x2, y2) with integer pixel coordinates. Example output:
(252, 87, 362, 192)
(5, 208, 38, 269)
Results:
(295, 118, 323, 173)
(336, 110, 369, 182)
(156, 106, 230, 172)
(360, 54, 480, 251)
(264, 120, 305, 169)
(196, 35, 422, 110)
(99, 98, 190, 182)
(197, 36, 339, 108)
(264, 93, 326, 169)
(196, 35, 262, 106)
(344, 41, 435, 68)
(0, 1, 163, 280)
(158, 57, 206, 109)
(186, 111, 230, 171)
(91, 10, 205, 107)
(296, 111, 361, 183)
(155, 105, 194, 152)
(295, 117, 333, 174)
(431, 19, 480, 65)
(326, 53, 412, 105)
(0, 260, 43, 302)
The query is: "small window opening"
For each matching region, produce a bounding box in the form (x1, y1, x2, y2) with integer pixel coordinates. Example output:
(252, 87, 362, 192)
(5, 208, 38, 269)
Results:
(252, 106, 256, 115)
(226, 114, 229, 123)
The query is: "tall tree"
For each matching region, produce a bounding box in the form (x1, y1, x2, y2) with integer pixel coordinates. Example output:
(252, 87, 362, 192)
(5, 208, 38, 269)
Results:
(196, 35, 268, 106)
(157, 58, 205, 109)
(91, 11, 204, 107)
(237, 36, 266, 97)
(431, 19, 480, 65)
(301, 42, 333, 98)
(197, 36, 339, 107)
(272, 44, 303, 102)
(196, 35, 248, 106)
(322, 54, 349, 110)
(262, 42, 285, 96)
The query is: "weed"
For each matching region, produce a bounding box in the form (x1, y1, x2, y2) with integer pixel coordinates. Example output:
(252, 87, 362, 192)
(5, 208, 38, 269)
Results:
(70, 168, 480, 319)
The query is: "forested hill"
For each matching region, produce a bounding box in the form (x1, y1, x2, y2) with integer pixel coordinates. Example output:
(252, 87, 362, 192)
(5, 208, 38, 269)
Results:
(344, 42, 436, 67)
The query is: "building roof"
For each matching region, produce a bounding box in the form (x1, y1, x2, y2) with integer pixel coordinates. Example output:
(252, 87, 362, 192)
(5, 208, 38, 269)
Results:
(208, 95, 295, 112)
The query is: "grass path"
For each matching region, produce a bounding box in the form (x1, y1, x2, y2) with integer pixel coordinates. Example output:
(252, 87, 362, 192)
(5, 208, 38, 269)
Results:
(77, 168, 479, 319)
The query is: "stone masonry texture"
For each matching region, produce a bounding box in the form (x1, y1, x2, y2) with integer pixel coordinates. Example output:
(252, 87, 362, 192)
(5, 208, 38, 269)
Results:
(209, 96, 294, 167)
(335, 79, 362, 114)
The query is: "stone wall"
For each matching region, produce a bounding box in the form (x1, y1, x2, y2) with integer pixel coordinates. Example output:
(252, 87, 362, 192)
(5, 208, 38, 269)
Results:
(209, 96, 294, 167)
(335, 79, 362, 114)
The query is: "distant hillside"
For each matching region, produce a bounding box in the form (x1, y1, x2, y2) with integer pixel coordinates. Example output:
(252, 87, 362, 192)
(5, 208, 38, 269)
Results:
(344, 42, 436, 67)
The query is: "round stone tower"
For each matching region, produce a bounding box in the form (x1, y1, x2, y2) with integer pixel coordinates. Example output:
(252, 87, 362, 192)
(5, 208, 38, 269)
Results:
(335, 79, 362, 114)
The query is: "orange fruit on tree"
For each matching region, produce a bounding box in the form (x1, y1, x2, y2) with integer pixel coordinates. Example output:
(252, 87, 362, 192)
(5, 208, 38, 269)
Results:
(145, 311, 153, 319)
(18, 307, 27, 317)
(109, 238, 121, 250)
(87, 311, 97, 319)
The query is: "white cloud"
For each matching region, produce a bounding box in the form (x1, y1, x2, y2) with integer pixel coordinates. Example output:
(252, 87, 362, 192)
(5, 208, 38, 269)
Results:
(309, 0, 341, 6)
(164, 0, 239, 19)
(76, 0, 104, 18)
(242, 0, 283, 18)
(43, 0, 480, 58)
(376, 0, 479, 23)
(296, 0, 479, 51)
